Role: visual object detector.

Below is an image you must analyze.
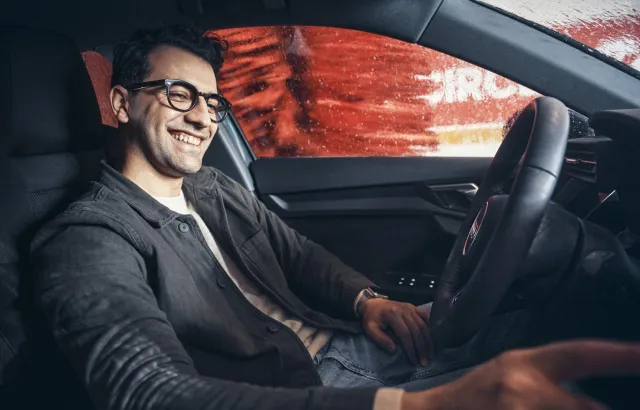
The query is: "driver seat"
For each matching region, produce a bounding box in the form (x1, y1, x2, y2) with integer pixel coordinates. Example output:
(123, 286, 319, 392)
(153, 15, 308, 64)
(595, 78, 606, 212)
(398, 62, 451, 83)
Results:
(0, 25, 105, 408)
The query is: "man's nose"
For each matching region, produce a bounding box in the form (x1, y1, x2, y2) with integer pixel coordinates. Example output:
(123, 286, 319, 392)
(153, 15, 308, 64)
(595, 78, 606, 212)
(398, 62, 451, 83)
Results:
(184, 96, 213, 129)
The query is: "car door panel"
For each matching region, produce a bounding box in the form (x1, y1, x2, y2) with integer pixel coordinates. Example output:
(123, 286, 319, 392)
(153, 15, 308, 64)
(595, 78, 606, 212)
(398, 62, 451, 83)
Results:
(250, 157, 490, 304)
(251, 157, 491, 194)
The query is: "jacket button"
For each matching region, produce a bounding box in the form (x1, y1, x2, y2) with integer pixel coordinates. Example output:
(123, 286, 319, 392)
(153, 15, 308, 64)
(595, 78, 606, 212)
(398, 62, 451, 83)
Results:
(178, 223, 190, 233)
(217, 277, 227, 289)
(266, 324, 279, 333)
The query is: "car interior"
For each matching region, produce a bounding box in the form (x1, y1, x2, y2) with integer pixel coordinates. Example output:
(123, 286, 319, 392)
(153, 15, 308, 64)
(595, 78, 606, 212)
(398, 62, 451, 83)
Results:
(1, 0, 640, 409)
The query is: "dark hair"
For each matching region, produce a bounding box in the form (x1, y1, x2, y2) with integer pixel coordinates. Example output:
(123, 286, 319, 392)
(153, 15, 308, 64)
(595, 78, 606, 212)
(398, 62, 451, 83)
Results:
(111, 25, 226, 87)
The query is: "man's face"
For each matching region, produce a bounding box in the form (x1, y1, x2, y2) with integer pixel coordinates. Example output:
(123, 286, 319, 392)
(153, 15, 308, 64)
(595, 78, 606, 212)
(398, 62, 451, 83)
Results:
(124, 45, 219, 177)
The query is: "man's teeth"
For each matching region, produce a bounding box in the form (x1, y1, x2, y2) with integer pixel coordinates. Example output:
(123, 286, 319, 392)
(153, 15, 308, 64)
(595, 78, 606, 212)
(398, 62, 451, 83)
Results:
(171, 132, 201, 146)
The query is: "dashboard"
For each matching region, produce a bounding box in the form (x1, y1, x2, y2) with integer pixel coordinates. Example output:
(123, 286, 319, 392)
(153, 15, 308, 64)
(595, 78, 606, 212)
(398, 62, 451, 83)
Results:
(556, 108, 640, 258)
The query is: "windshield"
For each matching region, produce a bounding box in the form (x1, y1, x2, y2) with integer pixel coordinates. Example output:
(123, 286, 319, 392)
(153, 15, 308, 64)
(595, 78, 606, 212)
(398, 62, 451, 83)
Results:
(477, 0, 640, 75)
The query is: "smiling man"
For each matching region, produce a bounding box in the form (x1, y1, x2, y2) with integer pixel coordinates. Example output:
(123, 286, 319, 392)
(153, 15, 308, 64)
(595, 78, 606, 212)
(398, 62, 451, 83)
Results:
(31, 26, 640, 410)
(33, 25, 433, 410)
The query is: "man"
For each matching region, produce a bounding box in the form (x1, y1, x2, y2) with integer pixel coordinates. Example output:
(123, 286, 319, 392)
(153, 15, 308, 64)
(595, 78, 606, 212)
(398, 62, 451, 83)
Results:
(31, 26, 640, 410)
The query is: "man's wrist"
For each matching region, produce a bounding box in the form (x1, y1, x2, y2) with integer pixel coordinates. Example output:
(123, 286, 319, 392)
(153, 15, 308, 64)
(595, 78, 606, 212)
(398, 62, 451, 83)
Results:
(354, 287, 389, 317)
(354, 288, 368, 317)
(401, 392, 423, 410)
(401, 390, 441, 410)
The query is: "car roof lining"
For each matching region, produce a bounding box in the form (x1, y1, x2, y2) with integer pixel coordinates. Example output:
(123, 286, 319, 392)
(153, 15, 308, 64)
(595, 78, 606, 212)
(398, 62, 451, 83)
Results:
(1, 0, 445, 50)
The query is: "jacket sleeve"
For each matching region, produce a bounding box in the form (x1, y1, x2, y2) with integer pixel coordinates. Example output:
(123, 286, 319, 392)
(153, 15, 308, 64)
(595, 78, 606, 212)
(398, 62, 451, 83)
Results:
(242, 188, 376, 319)
(31, 213, 378, 410)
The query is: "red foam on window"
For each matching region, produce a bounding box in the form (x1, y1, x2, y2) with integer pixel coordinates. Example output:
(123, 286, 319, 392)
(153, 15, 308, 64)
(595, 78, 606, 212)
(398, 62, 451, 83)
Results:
(211, 27, 536, 158)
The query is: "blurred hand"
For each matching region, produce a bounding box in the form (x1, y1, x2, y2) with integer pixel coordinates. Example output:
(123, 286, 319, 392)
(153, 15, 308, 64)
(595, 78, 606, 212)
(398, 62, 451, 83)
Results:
(401, 340, 640, 410)
(361, 298, 432, 366)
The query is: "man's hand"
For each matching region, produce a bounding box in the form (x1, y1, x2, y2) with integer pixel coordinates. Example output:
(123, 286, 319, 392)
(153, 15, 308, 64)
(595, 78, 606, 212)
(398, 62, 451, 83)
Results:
(402, 340, 640, 410)
(361, 298, 431, 366)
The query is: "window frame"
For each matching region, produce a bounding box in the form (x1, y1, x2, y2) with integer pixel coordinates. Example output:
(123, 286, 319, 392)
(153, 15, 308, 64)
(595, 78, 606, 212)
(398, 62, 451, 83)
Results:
(472, 0, 640, 80)
(419, 0, 640, 115)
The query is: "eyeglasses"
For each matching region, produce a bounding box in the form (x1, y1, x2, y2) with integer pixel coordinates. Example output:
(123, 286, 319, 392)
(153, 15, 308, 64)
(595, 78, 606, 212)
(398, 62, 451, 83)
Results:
(124, 79, 232, 123)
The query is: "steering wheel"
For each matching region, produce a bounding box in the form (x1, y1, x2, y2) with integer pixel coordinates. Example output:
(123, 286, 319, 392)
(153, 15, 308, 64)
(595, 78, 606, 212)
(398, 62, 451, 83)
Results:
(430, 96, 570, 350)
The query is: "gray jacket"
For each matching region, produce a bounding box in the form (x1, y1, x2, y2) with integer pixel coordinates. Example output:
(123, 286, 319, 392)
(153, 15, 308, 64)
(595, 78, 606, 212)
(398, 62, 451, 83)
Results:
(32, 162, 378, 410)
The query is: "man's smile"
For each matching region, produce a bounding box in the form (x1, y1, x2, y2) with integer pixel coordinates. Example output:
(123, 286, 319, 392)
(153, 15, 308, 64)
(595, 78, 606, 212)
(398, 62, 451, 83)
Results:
(169, 130, 203, 146)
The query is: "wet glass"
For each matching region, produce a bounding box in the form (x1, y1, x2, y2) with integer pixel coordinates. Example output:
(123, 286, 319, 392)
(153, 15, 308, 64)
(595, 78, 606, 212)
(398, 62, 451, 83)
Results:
(478, 0, 640, 74)
(211, 26, 540, 158)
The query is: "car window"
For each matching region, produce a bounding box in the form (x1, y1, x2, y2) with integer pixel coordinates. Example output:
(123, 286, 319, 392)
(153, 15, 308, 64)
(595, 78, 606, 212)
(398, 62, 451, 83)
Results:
(210, 26, 540, 158)
(477, 0, 640, 75)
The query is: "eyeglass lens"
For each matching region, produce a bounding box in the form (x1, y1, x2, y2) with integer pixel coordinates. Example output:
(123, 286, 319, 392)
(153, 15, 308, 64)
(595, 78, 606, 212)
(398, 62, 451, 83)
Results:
(167, 82, 228, 122)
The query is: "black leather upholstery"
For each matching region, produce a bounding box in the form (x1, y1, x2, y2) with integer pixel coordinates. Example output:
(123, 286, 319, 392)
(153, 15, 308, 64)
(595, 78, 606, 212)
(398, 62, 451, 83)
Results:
(0, 26, 105, 408)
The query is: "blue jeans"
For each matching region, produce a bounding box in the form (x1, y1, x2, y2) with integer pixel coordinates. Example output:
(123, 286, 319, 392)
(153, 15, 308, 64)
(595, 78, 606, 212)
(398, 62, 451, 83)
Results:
(314, 305, 587, 396)
(314, 303, 474, 390)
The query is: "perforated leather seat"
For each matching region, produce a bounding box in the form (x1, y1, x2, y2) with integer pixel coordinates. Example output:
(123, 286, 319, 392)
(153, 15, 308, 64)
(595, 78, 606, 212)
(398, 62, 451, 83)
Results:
(0, 25, 106, 408)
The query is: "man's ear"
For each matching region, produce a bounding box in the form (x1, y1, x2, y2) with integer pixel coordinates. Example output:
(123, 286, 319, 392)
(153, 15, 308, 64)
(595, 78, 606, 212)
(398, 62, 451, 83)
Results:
(110, 86, 131, 124)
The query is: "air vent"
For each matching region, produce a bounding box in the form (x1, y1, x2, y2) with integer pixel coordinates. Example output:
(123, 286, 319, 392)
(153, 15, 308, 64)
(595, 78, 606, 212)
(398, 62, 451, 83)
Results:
(565, 148, 597, 182)
(564, 137, 615, 189)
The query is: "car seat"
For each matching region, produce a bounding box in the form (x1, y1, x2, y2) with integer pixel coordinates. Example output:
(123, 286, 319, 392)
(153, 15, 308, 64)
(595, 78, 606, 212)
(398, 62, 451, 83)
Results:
(0, 25, 106, 409)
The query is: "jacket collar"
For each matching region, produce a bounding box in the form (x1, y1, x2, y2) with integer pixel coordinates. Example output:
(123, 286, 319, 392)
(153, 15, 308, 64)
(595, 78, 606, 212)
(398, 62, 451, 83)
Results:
(98, 161, 219, 227)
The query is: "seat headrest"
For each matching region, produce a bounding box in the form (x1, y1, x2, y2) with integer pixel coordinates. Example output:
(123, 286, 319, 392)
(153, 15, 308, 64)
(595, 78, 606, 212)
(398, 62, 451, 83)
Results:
(0, 26, 105, 156)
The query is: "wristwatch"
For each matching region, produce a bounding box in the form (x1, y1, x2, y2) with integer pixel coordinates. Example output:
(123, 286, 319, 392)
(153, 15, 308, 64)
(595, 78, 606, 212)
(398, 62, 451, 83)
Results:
(355, 287, 389, 317)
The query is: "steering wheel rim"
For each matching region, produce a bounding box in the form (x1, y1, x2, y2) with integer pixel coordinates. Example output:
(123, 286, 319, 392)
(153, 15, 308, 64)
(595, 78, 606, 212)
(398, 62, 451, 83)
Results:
(430, 97, 570, 350)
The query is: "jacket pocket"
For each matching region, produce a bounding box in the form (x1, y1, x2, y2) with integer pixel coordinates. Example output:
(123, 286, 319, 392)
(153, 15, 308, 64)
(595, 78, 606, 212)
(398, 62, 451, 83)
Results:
(239, 229, 288, 290)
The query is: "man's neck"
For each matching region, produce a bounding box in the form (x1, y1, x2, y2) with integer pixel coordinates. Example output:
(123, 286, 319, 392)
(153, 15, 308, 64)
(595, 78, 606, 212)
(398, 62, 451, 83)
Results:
(120, 154, 184, 198)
